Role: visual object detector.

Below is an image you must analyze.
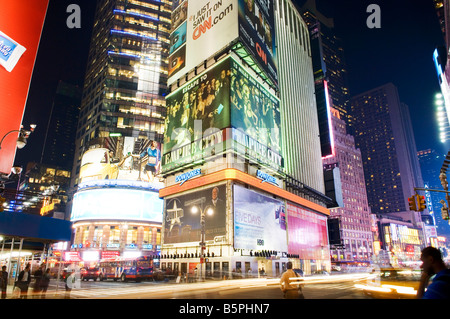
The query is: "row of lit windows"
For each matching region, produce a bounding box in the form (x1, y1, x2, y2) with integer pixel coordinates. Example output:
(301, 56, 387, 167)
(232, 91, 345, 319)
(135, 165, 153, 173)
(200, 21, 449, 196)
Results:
(78, 225, 161, 247)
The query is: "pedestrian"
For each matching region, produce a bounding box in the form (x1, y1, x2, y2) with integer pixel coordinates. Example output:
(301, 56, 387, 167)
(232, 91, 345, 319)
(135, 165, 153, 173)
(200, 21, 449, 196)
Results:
(40, 268, 51, 299)
(17, 263, 31, 299)
(32, 264, 44, 298)
(1, 266, 8, 299)
(417, 246, 450, 299)
(280, 262, 304, 299)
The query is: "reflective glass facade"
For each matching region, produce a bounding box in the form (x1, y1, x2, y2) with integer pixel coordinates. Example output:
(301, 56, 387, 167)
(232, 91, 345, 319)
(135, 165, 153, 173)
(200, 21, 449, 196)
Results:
(71, 0, 172, 187)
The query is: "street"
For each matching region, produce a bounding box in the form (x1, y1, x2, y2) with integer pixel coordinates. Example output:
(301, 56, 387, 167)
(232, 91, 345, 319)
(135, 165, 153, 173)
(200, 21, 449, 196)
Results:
(4, 273, 374, 299)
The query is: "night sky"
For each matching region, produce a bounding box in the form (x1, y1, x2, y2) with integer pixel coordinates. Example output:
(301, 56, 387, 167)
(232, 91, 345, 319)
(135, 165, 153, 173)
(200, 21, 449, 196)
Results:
(15, 0, 447, 169)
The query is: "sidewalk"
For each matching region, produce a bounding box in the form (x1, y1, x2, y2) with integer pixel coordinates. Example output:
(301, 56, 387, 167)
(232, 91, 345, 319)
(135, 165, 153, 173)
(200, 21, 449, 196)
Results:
(2, 282, 71, 299)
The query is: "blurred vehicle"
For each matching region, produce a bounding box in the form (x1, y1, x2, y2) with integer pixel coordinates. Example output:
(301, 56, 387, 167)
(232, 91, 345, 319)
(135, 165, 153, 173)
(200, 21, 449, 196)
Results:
(355, 268, 421, 299)
(98, 256, 155, 282)
(81, 267, 101, 281)
(79, 148, 119, 183)
(331, 265, 341, 272)
(311, 270, 329, 276)
(61, 268, 70, 280)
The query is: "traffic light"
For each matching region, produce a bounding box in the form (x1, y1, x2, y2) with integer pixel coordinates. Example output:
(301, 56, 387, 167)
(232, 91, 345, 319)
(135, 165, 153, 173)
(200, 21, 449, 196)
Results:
(442, 205, 449, 220)
(0, 195, 6, 212)
(408, 196, 417, 211)
(416, 194, 426, 211)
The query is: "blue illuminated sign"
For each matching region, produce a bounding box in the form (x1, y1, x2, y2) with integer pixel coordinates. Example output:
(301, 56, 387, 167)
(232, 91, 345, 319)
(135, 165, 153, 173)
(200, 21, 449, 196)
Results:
(256, 170, 279, 186)
(175, 169, 201, 186)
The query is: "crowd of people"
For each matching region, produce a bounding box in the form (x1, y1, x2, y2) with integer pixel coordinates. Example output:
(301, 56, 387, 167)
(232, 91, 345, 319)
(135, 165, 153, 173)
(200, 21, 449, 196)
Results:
(0, 263, 51, 299)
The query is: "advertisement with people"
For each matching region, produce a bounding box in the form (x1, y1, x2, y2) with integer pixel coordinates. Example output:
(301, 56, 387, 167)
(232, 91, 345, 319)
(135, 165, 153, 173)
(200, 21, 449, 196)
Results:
(163, 57, 232, 168)
(286, 202, 330, 260)
(163, 56, 282, 172)
(78, 136, 162, 187)
(230, 58, 281, 155)
(233, 184, 287, 251)
(164, 185, 227, 244)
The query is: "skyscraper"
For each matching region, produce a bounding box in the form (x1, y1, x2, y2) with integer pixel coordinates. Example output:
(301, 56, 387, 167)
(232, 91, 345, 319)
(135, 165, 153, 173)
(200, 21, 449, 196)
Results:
(323, 108, 373, 266)
(70, 0, 171, 188)
(159, 0, 331, 277)
(351, 83, 424, 215)
(275, 0, 325, 197)
(41, 81, 81, 170)
(300, 0, 350, 129)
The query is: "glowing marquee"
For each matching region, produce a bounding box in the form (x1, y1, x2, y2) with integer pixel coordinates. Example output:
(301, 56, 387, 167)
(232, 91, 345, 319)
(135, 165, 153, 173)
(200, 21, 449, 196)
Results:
(71, 188, 163, 223)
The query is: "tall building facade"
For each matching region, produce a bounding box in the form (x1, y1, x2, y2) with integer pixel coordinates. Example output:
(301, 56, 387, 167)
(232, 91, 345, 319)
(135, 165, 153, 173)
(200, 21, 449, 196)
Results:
(159, 0, 331, 278)
(70, 0, 171, 188)
(300, 0, 350, 130)
(323, 109, 373, 267)
(275, 0, 325, 197)
(41, 81, 81, 170)
(351, 83, 425, 215)
(67, 0, 170, 261)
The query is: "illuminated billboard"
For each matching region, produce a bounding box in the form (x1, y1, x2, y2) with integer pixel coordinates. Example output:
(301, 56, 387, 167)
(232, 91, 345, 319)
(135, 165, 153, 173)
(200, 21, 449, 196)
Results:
(163, 57, 231, 156)
(78, 136, 163, 188)
(233, 185, 287, 251)
(168, 0, 238, 83)
(70, 188, 163, 223)
(163, 185, 227, 244)
(229, 58, 281, 156)
(163, 56, 282, 172)
(238, 0, 277, 86)
(168, 0, 277, 86)
(0, 0, 49, 175)
(286, 203, 329, 259)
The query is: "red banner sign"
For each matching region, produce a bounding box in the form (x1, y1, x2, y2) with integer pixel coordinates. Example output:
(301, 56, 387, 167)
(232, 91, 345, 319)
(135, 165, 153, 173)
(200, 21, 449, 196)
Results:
(0, 0, 49, 175)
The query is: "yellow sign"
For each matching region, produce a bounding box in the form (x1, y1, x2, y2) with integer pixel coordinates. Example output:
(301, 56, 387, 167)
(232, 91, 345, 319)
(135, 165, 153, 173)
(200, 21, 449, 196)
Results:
(40, 202, 54, 216)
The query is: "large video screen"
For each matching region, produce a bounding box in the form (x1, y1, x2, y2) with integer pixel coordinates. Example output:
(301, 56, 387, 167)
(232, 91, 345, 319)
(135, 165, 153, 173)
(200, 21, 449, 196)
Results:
(163, 56, 282, 172)
(286, 203, 329, 259)
(78, 136, 163, 188)
(164, 58, 231, 155)
(164, 185, 227, 244)
(70, 188, 163, 223)
(233, 185, 287, 251)
(230, 58, 281, 155)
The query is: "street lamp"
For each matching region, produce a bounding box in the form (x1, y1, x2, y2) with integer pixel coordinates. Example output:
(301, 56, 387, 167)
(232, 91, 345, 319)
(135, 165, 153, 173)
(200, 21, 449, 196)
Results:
(0, 124, 36, 151)
(186, 197, 214, 281)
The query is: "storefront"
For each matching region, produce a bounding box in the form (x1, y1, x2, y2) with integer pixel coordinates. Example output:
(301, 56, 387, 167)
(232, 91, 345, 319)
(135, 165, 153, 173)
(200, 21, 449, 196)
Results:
(70, 180, 164, 261)
(380, 222, 424, 268)
(159, 168, 331, 278)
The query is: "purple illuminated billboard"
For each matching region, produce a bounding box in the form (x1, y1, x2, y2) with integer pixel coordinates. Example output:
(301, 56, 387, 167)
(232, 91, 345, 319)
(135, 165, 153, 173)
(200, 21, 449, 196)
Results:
(286, 202, 329, 260)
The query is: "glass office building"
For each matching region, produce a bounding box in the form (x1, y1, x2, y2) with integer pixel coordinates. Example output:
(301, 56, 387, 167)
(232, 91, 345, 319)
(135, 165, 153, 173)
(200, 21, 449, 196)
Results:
(71, 0, 172, 188)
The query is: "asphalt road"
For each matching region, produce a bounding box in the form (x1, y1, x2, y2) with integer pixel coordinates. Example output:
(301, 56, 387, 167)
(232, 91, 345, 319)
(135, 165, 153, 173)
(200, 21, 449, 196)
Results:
(21, 274, 372, 299)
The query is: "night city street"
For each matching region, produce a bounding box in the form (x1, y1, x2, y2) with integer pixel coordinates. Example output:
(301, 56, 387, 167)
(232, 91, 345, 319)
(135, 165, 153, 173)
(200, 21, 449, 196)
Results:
(1, 0, 450, 313)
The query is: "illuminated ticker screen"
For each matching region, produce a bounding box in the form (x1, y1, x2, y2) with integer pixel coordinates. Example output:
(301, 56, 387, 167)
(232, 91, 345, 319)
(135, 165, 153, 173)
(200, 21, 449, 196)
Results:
(71, 188, 163, 223)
